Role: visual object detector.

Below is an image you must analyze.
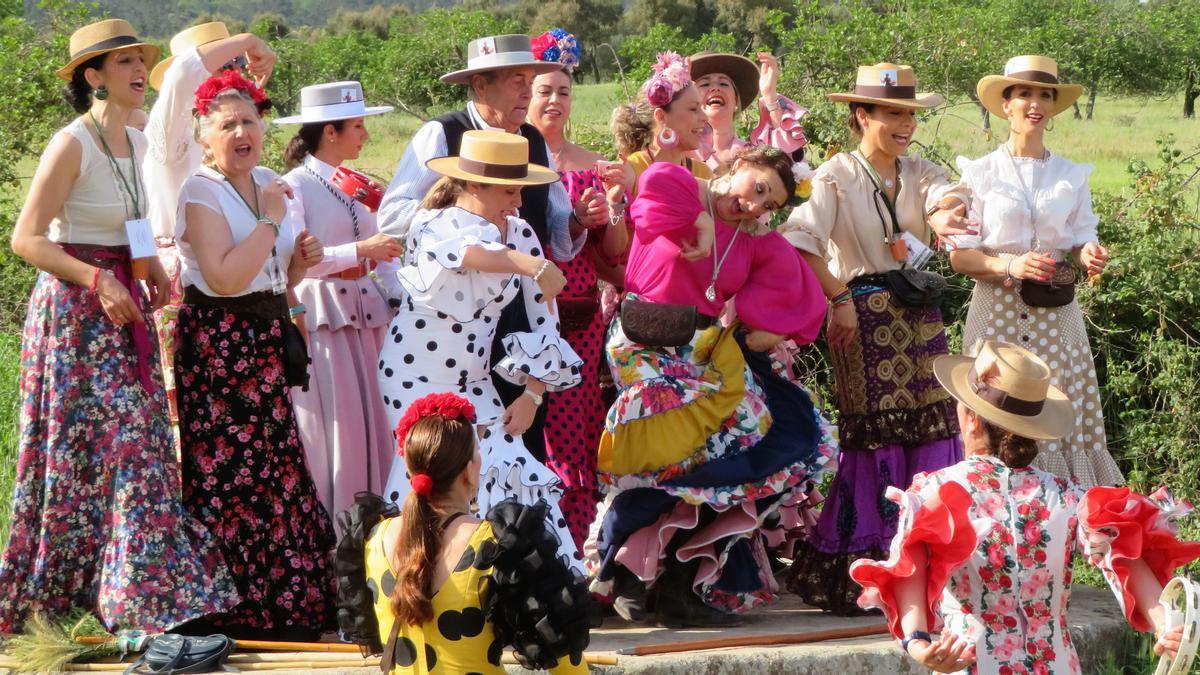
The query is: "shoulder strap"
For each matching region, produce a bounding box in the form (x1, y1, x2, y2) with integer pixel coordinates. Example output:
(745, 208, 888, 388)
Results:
(379, 618, 401, 674)
(850, 150, 902, 238)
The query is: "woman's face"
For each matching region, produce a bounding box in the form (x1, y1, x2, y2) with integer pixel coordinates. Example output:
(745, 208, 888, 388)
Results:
(324, 117, 369, 164)
(695, 72, 738, 127)
(656, 84, 706, 152)
(202, 98, 263, 175)
(858, 105, 918, 157)
(529, 70, 572, 135)
(467, 182, 522, 226)
(1003, 85, 1056, 135)
(714, 161, 788, 222)
(86, 46, 149, 108)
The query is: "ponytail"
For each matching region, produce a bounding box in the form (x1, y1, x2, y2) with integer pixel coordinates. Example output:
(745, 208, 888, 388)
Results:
(390, 415, 476, 626)
(420, 176, 467, 210)
(283, 120, 345, 171)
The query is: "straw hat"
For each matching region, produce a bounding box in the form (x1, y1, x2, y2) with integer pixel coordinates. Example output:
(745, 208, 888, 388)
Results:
(827, 63, 943, 109)
(274, 81, 393, 125)
(149, 22, 230, 91)
(690, 52, 759, 112)
(933, 341, 1074, 441)
(57, 19, 159, 81)
(441, 34, 562, 85)
(977, 55, 1083, 119)
(426, 130, 559, 186)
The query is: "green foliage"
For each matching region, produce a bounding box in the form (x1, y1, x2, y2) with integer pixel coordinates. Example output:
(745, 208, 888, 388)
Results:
(617, 24, 736, 85)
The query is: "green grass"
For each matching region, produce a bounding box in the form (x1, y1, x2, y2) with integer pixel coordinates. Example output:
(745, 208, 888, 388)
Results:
(0, 331, 21, 546)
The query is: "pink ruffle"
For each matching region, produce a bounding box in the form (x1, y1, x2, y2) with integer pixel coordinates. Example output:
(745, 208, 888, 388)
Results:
(849, 481, 977, 639)
(294, 276, 390, 332)
(750, 95, 808, 157)
(734, 238, 825, 343)
(1078, 486, 1200, 632)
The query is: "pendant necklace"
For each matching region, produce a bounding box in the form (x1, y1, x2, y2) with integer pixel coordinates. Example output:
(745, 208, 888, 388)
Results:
(702, 181, 741, 302)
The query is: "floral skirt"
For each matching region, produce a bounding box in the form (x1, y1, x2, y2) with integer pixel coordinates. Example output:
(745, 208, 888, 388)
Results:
(175, 300, 335, 634)
(590, 308, 835, 613)
(788, 286, 962, 614)
(0, 272, 238, 633)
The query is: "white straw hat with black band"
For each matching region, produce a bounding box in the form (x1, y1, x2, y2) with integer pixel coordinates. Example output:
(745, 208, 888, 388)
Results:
(426, 130, 559, 187)
(274, 81, 393, 125)
(441, 34, 563, 84)
(827, 62, 943, 110)
(976, 55, 1084, 119)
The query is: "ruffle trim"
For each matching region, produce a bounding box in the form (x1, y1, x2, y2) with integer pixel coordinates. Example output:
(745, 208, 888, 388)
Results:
(495, 332, 584, 392)
(294, 276, 391, 332)
(1078, 486, 1200, 633)
(839, 397, 959, 451)
(848, 481, 977, 639)
(485, 500, 591, 671)
(331, 492, 400, 654)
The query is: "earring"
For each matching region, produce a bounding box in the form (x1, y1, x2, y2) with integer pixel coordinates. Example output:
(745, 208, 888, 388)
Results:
(1046, 117, 1055, 132)
(656, 127, 678, 149)
(93, 85, 108, 101)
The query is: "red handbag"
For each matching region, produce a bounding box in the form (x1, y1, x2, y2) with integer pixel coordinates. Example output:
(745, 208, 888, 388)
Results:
(331, 166, 384, 213)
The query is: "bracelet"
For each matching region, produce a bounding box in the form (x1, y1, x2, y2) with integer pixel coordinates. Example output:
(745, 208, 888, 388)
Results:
(288, 303, 306, 318)
(89, 266, 102, 292)
(762, 97, 781, 112)
(532, 260, 551, 283)
(1004, 256, 1016, 282)
(257, 217, 280, 236)
(901, 630, 932, 655)
(830, 288, 853, 307)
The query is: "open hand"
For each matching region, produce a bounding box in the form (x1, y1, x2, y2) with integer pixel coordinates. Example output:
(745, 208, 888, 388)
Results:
(906, 631, 976, 673)
(928, 202, 978, 240)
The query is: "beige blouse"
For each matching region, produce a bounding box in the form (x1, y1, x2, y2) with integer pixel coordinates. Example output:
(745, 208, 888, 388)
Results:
(780, 152, 968, 283)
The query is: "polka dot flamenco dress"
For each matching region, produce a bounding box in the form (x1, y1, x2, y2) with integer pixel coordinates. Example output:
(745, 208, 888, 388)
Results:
(375, 207, 585, 567)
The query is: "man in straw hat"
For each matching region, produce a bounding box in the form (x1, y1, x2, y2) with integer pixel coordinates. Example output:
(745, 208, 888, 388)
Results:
(848, 340, 1200, 674)
(141, 22, 276, 422)
(378, 34, 606, 457)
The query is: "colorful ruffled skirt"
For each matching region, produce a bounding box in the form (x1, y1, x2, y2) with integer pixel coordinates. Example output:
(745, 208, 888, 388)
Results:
(588, 303, 836, 613)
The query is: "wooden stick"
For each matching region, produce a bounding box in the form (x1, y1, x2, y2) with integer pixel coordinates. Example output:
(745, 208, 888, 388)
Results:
(616, 623, 891, 656)
(74, 636, 363, 653)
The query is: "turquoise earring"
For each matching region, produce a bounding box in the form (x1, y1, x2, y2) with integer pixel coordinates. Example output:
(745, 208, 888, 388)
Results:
(93, 85, 108, 101)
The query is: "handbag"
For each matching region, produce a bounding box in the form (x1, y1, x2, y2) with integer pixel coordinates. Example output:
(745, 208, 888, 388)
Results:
(1020, 261, 1077, 307)
(886, 266, 946, 307)
(619, 296, 699, 347)
(123, 634, 235, 675)
(281, 319, 311, 390)
(557, 294, 600, 332)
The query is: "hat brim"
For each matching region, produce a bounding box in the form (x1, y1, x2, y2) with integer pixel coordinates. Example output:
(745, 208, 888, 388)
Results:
(149, 54, 175, 91)
(976, 75, 1083, 119)
(273, 106, 394, 125)
(57, 43, 160, 81)
(690, 53, 760, 112)
(426, 156, 560, 187)
(933, 355, 1074, 441)
(440, 60, 563, 85)
(827, 91, 944, 110)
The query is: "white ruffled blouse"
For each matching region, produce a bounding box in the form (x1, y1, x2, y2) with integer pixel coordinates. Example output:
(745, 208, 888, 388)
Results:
(953, 147, 1100, 254)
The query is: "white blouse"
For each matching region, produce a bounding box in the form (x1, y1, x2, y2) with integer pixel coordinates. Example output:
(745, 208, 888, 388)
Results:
(953, 147, 1099, 254)
(48, 118, 148, 247)
(144, 46, 209, 240)
(175, 166, 296, 297)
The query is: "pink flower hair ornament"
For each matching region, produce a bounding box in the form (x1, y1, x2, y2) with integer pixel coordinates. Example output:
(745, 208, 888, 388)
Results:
(644, 51, 692, 108)
(394, 392, 477, 457)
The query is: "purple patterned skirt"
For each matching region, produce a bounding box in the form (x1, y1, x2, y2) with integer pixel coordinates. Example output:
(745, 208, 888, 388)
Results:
(0, 271, 239, 633)
(788, 286, 961, 614)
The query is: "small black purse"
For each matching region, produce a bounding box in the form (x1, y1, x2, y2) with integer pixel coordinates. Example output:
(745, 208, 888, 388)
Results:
(123, 634, 235, 675)
(1019, 261, 1077, 307)
(886, 266, 946, 307)
(281, 318, 311, 390)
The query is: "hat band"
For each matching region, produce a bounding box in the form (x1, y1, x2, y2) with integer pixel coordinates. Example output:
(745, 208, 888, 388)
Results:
(294, 99, 367, 122)
(1005, 70, 1059, 85)
(968, 367, 1045, 417)
(70, 34, 141, 61)
(457, 157, 528, 179)
(464, 52, 538, 73)
(854, 84, 916, 99)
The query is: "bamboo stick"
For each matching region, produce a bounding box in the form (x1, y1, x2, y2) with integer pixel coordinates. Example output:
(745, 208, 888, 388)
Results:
(616, 623, 890, 656)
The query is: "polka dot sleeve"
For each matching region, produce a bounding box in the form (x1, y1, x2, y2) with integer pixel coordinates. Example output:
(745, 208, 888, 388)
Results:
(397, 207, 513, 320)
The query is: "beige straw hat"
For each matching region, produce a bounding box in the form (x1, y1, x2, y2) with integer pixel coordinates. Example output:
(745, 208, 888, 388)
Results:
(426, 130, 559, 186)
(976, 55, 1084, 119)
(934, 341, 1074, 441)
(827, 62, 943, 109)
(57, 19, 159, 81)
(149, 22, 231, 91)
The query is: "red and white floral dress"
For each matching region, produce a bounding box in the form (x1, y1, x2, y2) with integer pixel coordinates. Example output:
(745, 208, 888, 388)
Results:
(851, 455, 1200, 675)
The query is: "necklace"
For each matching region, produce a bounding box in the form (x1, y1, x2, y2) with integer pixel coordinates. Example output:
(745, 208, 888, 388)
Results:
(702, 181, 741, 302)
(883, 177, 895, 189)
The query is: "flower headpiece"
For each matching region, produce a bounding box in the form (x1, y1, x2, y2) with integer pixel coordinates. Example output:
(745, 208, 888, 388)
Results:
(193, 70, 270, 118)
(531, 28, 581, 73)
(791, 160, 814, 205)
(394, 392, 477, 457)
(643, 51, 692, 108)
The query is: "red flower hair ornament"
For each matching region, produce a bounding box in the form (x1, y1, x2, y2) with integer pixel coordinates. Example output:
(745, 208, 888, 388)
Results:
(193, 69, 271, 118)
(394, 392, 477, 458)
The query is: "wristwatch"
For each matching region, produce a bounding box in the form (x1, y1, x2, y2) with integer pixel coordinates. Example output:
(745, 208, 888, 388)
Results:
(901, 630, 932, 654)
(522, 389, 544, 406)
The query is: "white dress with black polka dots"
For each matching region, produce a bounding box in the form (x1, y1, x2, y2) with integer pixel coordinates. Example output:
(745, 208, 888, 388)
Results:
(376, 207, 585, 567)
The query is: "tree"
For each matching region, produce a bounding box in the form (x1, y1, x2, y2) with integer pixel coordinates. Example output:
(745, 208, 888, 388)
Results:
(521, 0, 623, 83)
(1144, 0, 1200, 118)
(622, 0, 713, 41)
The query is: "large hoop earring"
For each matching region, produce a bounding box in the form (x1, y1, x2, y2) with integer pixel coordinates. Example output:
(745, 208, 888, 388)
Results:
(1046, 117, 1055, 132)
(657, 127, 678, 149)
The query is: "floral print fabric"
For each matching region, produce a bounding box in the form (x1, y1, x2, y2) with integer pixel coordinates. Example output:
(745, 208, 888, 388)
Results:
(0, 272, 239, 633)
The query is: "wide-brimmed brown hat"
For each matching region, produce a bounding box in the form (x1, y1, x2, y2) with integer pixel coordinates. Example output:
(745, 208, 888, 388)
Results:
(977, 55, 1083, 119)
(934, 340, 1074, 441)
(440, 34, 562, 85)
(149, 22, 230, 91)
(690, 52, 759, 112)
(827, 62, 943, 110)
(57, 19, 159, 81)
(426, 130, 559, 187)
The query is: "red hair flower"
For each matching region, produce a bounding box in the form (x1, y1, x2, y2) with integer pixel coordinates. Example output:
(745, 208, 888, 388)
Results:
(193, 70, 270, 117)
(394, 392, 477, 456)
